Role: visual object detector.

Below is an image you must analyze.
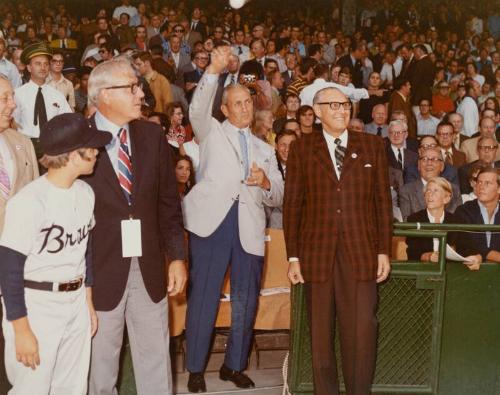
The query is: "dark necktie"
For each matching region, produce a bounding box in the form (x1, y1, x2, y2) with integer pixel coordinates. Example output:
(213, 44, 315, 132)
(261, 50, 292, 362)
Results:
(34, 87, 48, 127)
(230, 74, 236, 84)
(334, 138, 346, 174)
(377, 126, 382, 136)
(61, 39, 66, 49)
(391, 64, 396, 81)
(445, 150, 453, 165)
(397, 148, 403, 169)
(238, 46, 243, 55)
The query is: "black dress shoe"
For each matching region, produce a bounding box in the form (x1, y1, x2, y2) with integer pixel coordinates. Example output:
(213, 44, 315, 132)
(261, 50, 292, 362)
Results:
(219, 364, 255, 388)
(187, 372, 206, 393)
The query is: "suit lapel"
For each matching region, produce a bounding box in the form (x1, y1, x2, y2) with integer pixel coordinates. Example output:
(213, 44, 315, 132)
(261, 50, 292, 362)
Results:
(416, 180, 426, 209)
(129, 122, 142, 199)
(2, 130, 23, 195)
(340, 131, 362, 181)
(90, 116, 128, 205)
(313, 133, 337, 184)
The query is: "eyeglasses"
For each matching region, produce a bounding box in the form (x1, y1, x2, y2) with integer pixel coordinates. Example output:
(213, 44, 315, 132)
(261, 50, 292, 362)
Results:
(174, 29, 184, 33)
(389, 130, 407, 135)
(103, 82, 143, 95)
(420, 143, 438, 149)
(419, 157, 443, 163)
(316, 101, 352, 111)
(478, 145, 498, 151)
(195, 56, 209, 61)
(51, 59, 64, 64)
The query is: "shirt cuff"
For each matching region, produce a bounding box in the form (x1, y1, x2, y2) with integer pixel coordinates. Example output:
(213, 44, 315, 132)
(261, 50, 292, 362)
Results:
(288, 257, 299, 262)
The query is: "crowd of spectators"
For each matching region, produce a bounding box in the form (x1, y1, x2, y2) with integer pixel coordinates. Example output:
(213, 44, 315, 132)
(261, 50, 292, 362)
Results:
(0, 0, 499, 267)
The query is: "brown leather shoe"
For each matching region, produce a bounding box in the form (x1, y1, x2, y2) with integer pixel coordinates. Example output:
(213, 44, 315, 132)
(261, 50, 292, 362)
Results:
(187, 372, 206, 393)
(219, 364, 255, 388)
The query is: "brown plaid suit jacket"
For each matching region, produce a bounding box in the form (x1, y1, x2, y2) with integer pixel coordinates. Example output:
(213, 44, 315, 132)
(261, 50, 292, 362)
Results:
(283, 130, 393, 282)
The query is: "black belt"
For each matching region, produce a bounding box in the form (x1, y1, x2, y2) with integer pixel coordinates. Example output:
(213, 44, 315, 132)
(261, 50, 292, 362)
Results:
(24, 277, 84, 292)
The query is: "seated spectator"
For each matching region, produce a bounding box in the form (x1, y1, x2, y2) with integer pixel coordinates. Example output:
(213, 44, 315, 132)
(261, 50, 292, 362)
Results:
(74, 66, 91, 113)
(461, 117, 500, 163)
(416, 98, 440, 136)
(281, 118, 301, 138)
(461, 162, 487, 203)
(389, 109, 419, 152)
(180, 137, 200, 179)
(385, 119, 418, 174)
(286, 57, 316, 97)
(47, 50, 76, 111)
(297, 105, 317, 135)
(446, 112, 468, 148)
(265, 130, 297, 228)
(365, 104, 389, 137)
(406, 177, 455, 262)
(432, 81, 455, 119)
(273, 93, 300, 133)
(405, 136, 459, 186)
(450, 168, 500, 270)
(253, 110, 275, 145)
(174, 154, 195, 200)
(165, 102, 192, 147)
(268, 69, 284, 117)
(358, 71, 389, 124)
(348, 118, 365, 133)
(436, 121, 466, 168)
(399, 147, 462, 220)
(184, 49, 209, 103)
(459, 136, 500, 194)
(115, 13, 136, 50)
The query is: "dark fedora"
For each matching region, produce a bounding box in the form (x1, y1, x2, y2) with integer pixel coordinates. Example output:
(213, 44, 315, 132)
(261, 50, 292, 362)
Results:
(20, 42, 53, 65)
(40, 113, 112, 156)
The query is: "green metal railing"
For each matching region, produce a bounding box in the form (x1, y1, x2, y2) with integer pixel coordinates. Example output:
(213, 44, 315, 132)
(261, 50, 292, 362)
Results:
(288, 223, 500, 395)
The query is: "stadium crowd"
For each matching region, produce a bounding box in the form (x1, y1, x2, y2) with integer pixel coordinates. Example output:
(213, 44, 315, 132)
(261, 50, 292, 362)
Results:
(0, 0, 499, 393)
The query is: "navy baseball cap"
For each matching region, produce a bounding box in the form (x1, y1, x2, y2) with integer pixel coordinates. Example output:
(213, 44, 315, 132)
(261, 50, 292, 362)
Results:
(40, 113, 112, 156)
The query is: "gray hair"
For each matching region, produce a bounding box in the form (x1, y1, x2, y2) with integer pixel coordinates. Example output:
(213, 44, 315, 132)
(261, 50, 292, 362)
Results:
(88, 57, 135, 106)
(312, 87, 343, 105)
(388, 119, 408, 132)
(221, 83, 251, 106)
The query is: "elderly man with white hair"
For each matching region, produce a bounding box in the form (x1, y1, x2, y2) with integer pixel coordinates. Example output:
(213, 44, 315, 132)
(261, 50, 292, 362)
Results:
(84, 57, 187, 395)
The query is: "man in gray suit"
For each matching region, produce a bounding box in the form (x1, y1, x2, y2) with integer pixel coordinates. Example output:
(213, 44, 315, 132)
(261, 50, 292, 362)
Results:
(399, 147, 462, 220)
(183, 46, 283, 393)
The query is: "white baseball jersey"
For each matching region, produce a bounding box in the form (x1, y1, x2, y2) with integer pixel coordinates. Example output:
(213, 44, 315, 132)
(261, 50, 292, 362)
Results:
(0, 175, 94, 283)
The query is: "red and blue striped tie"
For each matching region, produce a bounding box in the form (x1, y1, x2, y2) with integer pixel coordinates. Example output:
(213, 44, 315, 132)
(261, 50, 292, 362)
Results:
(118, 128, 132, 204)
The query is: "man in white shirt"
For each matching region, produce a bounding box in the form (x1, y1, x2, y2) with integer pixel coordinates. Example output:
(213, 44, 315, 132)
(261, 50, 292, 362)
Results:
(13, 42, 71, 158)
(416, 98, 440, 136)
(0, 39, 21, 88)
(379, 51, 397, 89)
(112, 0, 138, 26)
(300, 64, 369, 107)
(47, 50, 75, 111)
(457, 80, 480, 137)
(231, 29, 250, 64)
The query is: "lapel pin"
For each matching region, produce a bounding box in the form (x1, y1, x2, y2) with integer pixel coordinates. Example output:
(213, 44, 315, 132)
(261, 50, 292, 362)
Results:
(53, 102, 60, 108)
(351, 153, 358, 159)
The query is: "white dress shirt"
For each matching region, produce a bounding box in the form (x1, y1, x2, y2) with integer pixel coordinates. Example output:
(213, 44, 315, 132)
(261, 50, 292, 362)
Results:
(13, 80, 72, 138)
(323, 129, 348, 180)
(95, 111, 130, 177)
(0, 134, 14, 180)
(427, 209, 445, 252)
(299, 78, 369, 107)
(457, 96, 479, 137)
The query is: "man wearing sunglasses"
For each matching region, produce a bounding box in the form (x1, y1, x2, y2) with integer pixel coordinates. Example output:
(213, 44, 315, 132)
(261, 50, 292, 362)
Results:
(284, 86, 393, 394)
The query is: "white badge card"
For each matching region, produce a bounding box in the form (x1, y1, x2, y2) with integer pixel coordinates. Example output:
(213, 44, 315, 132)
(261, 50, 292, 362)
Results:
(121, 219, 143, 258)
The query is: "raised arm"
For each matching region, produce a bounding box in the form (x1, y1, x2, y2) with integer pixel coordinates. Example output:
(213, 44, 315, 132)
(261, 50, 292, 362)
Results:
(189, 46, 231, 143)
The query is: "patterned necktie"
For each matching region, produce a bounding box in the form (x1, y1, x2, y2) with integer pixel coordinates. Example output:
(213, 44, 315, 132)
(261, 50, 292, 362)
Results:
(238, 130, 249, 178)
(118, 128, 133, 204)
(445, 150, 453, 165)
(397, 148, 403, 169)
(230, 74, 236, 85)
(334, 138, 346, 174)
(0, 152, 10, 199)
(34, 87, 47, 127)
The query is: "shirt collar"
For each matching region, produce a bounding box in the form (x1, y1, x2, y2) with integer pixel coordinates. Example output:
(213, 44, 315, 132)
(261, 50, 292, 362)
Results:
(224, 119, 250, 136)
(478, 200, 500, 223)
(323, 129, 348, 147)
(95, 110, 129, 136)
(426, 209, 445, 223)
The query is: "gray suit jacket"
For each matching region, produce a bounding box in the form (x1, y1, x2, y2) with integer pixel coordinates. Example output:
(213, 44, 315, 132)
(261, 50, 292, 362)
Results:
(399, 179, 462, 220)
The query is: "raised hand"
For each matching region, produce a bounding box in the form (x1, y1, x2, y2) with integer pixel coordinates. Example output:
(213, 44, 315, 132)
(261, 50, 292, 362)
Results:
(206, 46, 231, 75)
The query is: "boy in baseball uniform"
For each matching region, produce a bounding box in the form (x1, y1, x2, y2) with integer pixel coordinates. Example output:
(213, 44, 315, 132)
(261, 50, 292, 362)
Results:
(0, 112, 112, 394)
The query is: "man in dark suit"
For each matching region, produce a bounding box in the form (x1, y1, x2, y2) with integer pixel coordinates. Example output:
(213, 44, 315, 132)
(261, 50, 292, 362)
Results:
(408, 44, 435, 108)
(458, 136, 500, 194)
(85, 57, 187, 395)
(190, 6, 206, 39)
(436, 121, 466, 168)
(284, 87, 393, 394)
(450, 167, 500, 270)
(385, 119, 418, 175)
(335, 43, 365, 88)
(183, 49, 209, 102)
(388, 78, 417, 138)
(481, 51, 499, 86)
(399, 147, 462, 220)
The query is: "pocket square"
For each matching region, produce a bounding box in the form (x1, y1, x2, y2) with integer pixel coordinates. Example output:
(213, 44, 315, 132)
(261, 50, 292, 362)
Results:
(364, 163, 372, 168)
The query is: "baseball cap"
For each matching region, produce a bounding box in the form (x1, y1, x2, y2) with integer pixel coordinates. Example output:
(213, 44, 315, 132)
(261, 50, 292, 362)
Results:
(40, 113, 112, 156)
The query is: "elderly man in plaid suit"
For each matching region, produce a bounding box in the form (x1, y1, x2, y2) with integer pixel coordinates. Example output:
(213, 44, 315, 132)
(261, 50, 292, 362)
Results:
(283, 86, 393, 395)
